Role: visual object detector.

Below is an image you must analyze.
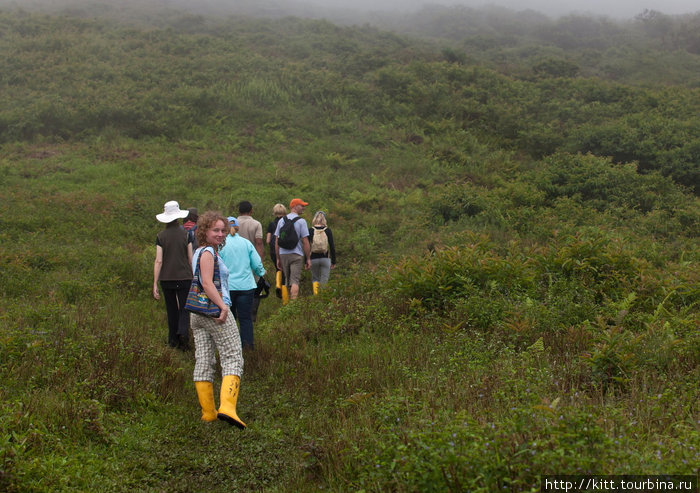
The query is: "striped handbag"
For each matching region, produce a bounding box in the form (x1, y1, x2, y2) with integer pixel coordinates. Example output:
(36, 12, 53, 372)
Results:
(185, 248, 222, 317)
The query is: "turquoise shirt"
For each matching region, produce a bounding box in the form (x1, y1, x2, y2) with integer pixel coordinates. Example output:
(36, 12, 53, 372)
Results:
(218, 234, 266, 291)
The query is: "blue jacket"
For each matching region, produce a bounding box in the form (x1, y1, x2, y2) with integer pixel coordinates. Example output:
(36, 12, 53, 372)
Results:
(218, 234, 265, 291)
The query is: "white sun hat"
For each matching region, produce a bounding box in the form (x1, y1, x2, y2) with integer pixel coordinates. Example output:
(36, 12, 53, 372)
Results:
(156, 200, 190, 223)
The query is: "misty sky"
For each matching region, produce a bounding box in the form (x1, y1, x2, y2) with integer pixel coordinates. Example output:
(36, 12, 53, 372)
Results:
(4, 0, 698, 20)
(314, 0, 699, 18)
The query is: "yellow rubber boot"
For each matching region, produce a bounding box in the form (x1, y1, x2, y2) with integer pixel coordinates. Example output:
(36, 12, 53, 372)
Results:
(313, 281, 320, 295)
(276, 270, 282, 289)
(281, 285, 289, 305)
(194, 381, 218, 422)
(217, 375, 246, 429)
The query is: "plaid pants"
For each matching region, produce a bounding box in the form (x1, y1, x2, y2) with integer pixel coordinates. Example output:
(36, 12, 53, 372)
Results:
(191, 312, 244, 382)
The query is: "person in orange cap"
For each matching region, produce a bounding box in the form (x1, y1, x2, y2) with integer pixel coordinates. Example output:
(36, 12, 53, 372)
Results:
(273, 198, 311, 301)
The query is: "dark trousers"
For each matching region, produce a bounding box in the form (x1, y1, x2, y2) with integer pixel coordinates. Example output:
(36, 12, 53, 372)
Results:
(251, 295, 261, 322)
(230, 289, 256, 350)
(161, 280, 190, 348)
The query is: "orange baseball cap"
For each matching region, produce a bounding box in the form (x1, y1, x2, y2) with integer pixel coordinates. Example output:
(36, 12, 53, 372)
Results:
(289, 198, 309, 208)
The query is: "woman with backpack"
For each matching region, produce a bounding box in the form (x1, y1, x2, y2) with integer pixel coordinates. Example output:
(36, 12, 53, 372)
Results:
(266, 203, 287, 271)
(309, 211, 336, 293)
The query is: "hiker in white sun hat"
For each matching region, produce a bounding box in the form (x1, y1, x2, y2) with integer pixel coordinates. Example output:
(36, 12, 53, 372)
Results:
(156, 200, 190, 223)
(153, 200, 194, 350)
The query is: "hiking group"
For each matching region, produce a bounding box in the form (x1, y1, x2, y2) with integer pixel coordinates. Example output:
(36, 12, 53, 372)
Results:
(152, 198, 336, 428)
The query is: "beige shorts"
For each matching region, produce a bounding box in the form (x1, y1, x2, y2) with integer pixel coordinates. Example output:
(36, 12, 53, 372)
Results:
(280, 253, 303, 286)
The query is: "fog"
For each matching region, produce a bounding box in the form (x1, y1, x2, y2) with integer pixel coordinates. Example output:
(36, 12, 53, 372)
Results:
(312, 0, 698, 18)
(1, 0, 698, 21)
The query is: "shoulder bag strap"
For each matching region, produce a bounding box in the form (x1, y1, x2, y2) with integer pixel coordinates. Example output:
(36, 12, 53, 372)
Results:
(212, 249, 221, 292)
(194, 248, 221, 291)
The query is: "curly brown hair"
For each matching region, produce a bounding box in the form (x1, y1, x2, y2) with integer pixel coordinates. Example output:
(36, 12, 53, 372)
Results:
(196, 211, 228, 249)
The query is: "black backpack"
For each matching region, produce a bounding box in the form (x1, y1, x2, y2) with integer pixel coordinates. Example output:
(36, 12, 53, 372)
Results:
(277, 216, 301, 249)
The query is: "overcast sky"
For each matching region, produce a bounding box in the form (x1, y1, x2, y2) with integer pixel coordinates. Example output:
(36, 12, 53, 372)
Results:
(312, 0, 699, 19)
(3, 0, 698, 20)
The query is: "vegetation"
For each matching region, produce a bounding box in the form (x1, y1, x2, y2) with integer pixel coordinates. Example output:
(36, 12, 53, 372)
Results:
(0, 2, 698, 491)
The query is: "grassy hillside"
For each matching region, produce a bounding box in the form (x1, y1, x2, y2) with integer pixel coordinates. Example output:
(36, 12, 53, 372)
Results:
(379, 6, 700, 85)
(1, 5, 698, 492)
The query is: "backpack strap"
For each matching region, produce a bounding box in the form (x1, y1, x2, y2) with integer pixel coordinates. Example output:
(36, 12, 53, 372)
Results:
(282, 215, 301, 227)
